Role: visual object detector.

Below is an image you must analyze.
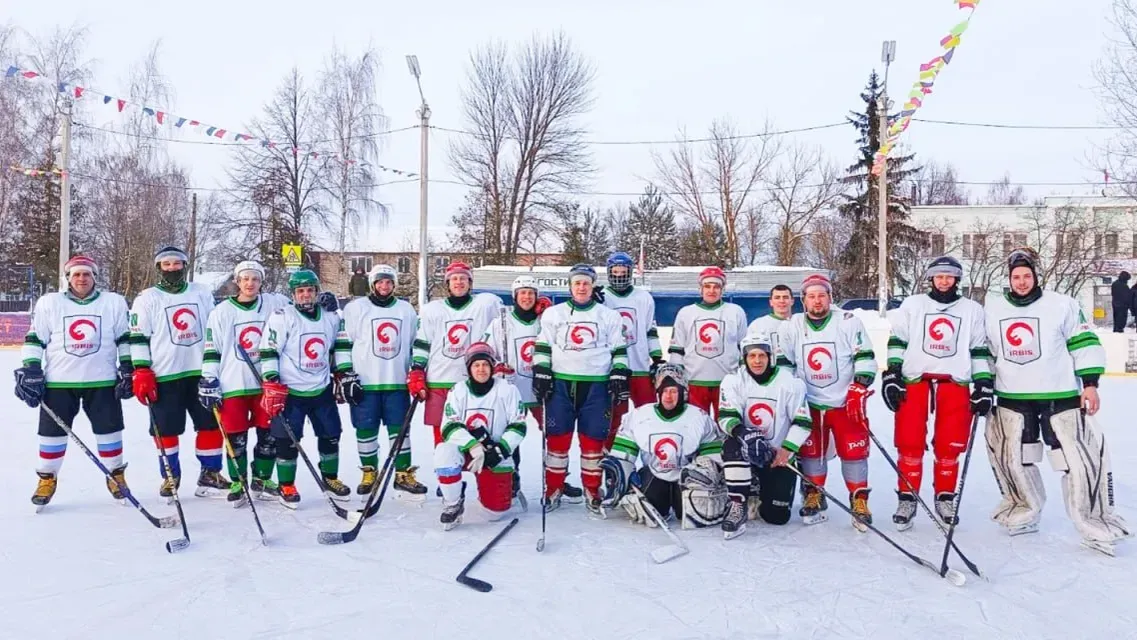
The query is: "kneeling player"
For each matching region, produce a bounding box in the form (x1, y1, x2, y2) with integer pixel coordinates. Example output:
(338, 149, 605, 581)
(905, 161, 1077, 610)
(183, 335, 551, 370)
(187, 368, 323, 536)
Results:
(598, 364, 725, 527)
(433, 342, 527, 530)
(717, 332, 811, 539)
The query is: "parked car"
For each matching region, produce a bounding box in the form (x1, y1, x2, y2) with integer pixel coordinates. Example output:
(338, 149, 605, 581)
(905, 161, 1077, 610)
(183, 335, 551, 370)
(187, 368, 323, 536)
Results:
(835, 296, 904, 312)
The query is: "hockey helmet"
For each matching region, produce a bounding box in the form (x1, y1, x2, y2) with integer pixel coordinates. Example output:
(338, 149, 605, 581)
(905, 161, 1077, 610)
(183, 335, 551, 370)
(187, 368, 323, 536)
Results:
(154, 246, 188, 266)
(233, 260, 266, 281)
(464, 341, 497, 369)
(739, 332, 774, 373)
(924, 256, 963, 281)
(445, 261, 473, 282)
(288, 269, 321, 291)
(369, 264, 398, 287)
(698, 266, 726, 287)
(654, 363, 688, 403)
(64, 255, 98, 278)
(606, 252, 635, 292)
(568, 263, 597, 284)
(511, 275, 539, 295)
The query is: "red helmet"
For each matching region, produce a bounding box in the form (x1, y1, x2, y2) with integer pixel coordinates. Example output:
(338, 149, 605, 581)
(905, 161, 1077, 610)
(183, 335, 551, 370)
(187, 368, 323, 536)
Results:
(445, 261, 473, 282)
(698, 266, 726, 287)
(464, 341, 497, 368)
(65, 255, 98, 278)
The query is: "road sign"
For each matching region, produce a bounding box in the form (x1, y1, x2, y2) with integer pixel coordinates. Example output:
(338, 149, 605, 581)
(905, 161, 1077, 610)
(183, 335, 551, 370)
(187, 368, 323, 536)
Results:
(282, 244, 303, 271)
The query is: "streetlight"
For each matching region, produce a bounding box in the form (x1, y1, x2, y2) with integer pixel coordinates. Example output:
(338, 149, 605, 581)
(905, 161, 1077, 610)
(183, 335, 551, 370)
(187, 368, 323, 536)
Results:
(407, 54, 431, 308)
(878, 40, 896, 317)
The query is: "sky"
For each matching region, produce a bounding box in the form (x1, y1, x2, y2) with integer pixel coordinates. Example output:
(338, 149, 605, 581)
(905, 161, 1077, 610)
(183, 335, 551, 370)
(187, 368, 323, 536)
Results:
(4, 0, 1122, 254)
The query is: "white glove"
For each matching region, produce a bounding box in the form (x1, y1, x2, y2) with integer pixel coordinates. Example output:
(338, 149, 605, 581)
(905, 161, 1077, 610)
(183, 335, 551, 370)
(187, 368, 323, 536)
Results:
(619, 493, 657, 528)
(467, 442, 487, 474)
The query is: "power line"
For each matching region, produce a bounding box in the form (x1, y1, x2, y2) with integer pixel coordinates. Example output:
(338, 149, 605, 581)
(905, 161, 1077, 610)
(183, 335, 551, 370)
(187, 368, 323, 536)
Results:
(67, 171, 418, 193)
(911, 118, 1124, 131)
(73, 121, 421, 146)
(430, 122, 848, 145)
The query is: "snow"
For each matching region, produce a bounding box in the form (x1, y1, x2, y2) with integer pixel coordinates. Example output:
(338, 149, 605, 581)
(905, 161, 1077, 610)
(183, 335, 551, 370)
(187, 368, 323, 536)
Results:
(1, 346, 1135, 639)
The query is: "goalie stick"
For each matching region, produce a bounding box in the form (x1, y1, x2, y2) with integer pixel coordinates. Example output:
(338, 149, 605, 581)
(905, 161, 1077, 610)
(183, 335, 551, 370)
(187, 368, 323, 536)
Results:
(145, 405, 192, 554)
(939, 414, 982, 576)
(40, 404, 180, 531)
(630, 485, 689, 564)
(537, 398, 548, 552)
(457, 517, 519, 592)
(212, 407, 268, 546)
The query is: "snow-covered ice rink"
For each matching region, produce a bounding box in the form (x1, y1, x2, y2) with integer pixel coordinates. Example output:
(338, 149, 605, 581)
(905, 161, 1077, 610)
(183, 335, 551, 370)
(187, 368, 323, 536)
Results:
(1, 348, 1134, 640)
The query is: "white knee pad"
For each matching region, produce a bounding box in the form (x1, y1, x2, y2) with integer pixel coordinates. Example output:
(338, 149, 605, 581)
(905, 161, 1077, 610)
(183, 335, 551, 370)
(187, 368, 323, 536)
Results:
(986, 407, 1045, 529)
(432, 441, 465, 474)
(1049, 410, 1132, 543)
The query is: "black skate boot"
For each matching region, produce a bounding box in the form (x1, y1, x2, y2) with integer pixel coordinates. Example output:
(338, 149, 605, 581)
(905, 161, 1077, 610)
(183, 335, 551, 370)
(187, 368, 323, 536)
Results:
(584, 489, 605, 519)
(250, 476, 280, 501)
(106, 465, 129, 503)
(32, 472, 57, 511)
(322, 476, 352, 502)
(227, 481, 248, 508)
(893, 491, 917, 531)
(851, 488, 872, 532)
(935, 491, 959, 526)
(394, 466, 428, 502)
(440, 481, 467, 530)
(561, 481, 584, 504)
(722, 497, 747, 540)
(195, 468, 230, 498)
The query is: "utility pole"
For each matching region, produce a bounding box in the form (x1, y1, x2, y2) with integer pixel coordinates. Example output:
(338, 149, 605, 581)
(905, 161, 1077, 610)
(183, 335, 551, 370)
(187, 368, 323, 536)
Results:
(407, 55, 431, 308)
(58, 105, 73, 292)
(188, 192, 198, 279)
(878, 40, 896, 317)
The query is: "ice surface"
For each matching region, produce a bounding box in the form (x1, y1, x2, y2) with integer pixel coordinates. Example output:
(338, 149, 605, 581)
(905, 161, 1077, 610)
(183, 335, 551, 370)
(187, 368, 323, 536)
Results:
(0, 348, 1134, 639)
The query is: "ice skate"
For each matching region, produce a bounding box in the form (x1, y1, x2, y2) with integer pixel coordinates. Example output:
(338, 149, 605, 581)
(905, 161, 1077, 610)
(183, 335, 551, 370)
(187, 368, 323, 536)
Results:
(106, 465, 129, 504)
(394, 466, 428, 503)
(159, 474, 180, 503)
(561, 481, 584, 504)
(542, 489, 563, 514)
(1007, 522, 1039, 536)
(250, 477, 280, 501)
(279, 483, 301, 508)
(227, 482, 249, 508)
(584, 489, 606, 519)
(31, 472, 57, 512)
(935, 491, 959, 526)
(1082, 538, 1117, 557)
(851, 488, 872, 532)
(322, 476, 352, 502)
(356, 465, 377, 495)
(194, 468, 230, 498)
(893, 491, 917, 531)
(722, 498, 747, 540)
(440, 495, 465, 531)
(799, 485, 828, 525)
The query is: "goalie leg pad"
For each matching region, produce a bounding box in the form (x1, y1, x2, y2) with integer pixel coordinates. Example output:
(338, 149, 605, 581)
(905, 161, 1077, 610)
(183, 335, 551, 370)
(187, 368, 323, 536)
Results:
(986, 406, 1045, 530)
(1048, 409, 1132, 543)
(681, 456, 728, 529)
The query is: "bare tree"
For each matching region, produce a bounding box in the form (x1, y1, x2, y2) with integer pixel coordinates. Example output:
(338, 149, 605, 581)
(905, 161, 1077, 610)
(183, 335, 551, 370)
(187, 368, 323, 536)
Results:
(1020, 204, 1123, 297)
(449, 32, 595, 263)
(985, 173, 1027, 205)
(766, 143, 844, 265)
(1096, 0, 1137, 193)
(908, 160, 970, 205)
(898, 218, 961, 297)
(653, 119, 779, 267)
(960, 218, 1008, 303)
(803, 212, 851, 277)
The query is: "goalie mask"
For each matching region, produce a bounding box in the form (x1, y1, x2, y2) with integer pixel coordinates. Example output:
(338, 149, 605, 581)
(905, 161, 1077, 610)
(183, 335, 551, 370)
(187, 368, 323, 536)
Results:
(653, 363, 688, 409)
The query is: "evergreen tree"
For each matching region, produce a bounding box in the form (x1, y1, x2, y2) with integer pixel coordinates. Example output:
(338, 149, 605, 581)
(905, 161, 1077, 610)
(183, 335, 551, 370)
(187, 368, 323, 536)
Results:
(677, 221, 728, 267)
(11, 160, 86, 293)
(555, 202, 612, 265)
(615, 185, 680, 269)
(836, 71, 922, 298)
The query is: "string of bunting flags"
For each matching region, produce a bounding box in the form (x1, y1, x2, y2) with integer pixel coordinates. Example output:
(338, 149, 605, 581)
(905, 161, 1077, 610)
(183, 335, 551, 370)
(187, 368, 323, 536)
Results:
(871, 0, 980, 176)
(3, 65, 417, 177)
(8, 165, 65, 179)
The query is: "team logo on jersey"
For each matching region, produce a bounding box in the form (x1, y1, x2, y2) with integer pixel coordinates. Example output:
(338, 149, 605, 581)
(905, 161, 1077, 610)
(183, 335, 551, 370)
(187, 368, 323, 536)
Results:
(1001, 317, 1041, 365)
(649, 432, 684, 475)
(695, 318, 725, 358)
(464, 409, 494, 437)
(922, 313, 961, 359)
(300, 333, 328, 371)
(616, 308, 638, 346)
(746, 398, 777, 436)
(63, 315, 101, 357)
(565, 322, 598, 350)
(803, 342, 838, 388)
(164, 304, 203, 347)
(514, 336, 536, 377)
(234, 321, 264, 362)
(443, 319, 474, 359)
(371, 317, 402, 360)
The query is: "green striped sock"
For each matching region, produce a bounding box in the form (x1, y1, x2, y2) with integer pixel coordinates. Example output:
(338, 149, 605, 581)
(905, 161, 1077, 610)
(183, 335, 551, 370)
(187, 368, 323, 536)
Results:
(252, 456, 274, 481)
(387, 424, 411, 471)
(226, 452, 248, 481)
(319, 452, 339, 478)
(357, 428, 379, 468)
(276, 459, 297, 485)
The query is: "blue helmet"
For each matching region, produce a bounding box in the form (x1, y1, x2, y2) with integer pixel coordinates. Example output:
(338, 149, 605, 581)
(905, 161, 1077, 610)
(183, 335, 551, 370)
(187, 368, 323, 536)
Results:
(606, 252, 634, 291)
(569, 263, 597, 284)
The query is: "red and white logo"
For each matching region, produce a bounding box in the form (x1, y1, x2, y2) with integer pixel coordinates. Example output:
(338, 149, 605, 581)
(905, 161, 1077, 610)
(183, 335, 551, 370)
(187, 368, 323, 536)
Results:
(63, 315, 101, 357)
(515, 336, 536, 377)
(566, 322, 598, 350)
(464, 409, 495, 438)
(747, 400, 776, 435)
(300, 333, 328, 370)
(803, 342, 838, 388)
(694, 318, 725, 358)
(443, 318, 474, 359)
(371, 317, 402, 360)
(922, 313, 961, 359)
(234, 321, 263, 363)
(617, 308, 638, 346)
(164, 304, 202, 346)
(1001, 317, 1041, 364)
(649, 432, 684, 474)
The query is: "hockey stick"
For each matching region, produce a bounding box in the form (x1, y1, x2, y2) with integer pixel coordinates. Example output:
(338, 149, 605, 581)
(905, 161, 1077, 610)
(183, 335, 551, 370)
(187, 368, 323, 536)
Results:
(235, 344, 358, 523)
(212, 408, 268, 546)
(537, 398, 548, 552)
(630, 484, 689, 563)
(457, 517, 519, 592)
(145, 405, 192, 553)
(788, 466, 967, 586)
(939, 414, 983, 577)
(317, 398, 419, 545)
(865, 427, 985, 579)
(39, 404, 180, 530)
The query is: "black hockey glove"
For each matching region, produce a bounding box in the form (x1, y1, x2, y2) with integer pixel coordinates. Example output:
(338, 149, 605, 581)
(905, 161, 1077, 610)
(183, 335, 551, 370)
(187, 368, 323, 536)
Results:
(115, 362, 134, 401)
(198, 376, 222, 410)
(970, 377, 994, 416)
(591, 284, 606, 304)
(336, 371, 364, 406)
(481, 441, 506, 470)
(316, 291, 339, 313)
(14, 363, 45, 408)
(735, 425, 774, 467)
(533, 364, 554, 401)
(608, 367, 631, 402)
(881, 365, 906, 413)
(648, 356, 664, 381)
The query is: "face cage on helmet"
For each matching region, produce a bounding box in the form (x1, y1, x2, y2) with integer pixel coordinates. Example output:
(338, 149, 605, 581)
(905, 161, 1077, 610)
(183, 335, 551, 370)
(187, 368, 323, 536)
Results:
(607, 265, 632, 291)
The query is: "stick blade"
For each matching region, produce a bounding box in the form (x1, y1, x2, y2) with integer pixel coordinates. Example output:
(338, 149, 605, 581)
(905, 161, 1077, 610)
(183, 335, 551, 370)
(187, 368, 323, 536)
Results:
(650, 544, 688, 564)
(165, 538, 191, 554)
(317, 530, 355, 545)
(536, 538, 545, 552)
(944, 569, 967, 587)
(457, 575, 493, 593)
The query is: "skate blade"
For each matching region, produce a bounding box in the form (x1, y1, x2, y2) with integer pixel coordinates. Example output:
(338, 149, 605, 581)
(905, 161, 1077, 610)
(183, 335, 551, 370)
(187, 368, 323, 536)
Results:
(394, 490, 428, 505)
(651, 544, 688, 564)
(230, 497, 250, 509)
(1008, 523, 1039, 536)
(33, 504, 48, 514)
(723, 526, 745, 540)
(561, 495, 584, 505)
(254, 492, 278, 502)
(194, 487, 227, 498)
(513, 491, 529, 513)
(852, 518, 869, 533)
(1082, 539, 1116, 557)
(279, 499, 300, 510)
(442, 516, 462, 531)
(894, 519, 913, 532)
(326, 492, 352, 503)
(801, 513, 828, 525)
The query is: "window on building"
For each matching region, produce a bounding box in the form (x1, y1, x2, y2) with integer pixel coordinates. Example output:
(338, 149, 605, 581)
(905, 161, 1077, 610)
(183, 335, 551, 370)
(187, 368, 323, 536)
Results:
(929, 233, 945, 256)
(1105, 232, 1119, 257)
(973, 233, 988, 258)
(397, 256, 412, 274)
(1132, 232, 1137, 258)
(1059, 232, 1082, 257)
(434, 256, 450, 273)
(349, 256, 373, 274)
(963, 234, 972, 259)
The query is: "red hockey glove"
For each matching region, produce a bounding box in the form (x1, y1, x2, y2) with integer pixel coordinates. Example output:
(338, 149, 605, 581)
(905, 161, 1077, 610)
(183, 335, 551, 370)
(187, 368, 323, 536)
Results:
(132, 366, 158, 405)
(534, 296, 553, 317)
(845, 382, 873, 428)
(261, 380, 289, 418)
(407, 367, 428, 400)
(494, 362, 515, 378)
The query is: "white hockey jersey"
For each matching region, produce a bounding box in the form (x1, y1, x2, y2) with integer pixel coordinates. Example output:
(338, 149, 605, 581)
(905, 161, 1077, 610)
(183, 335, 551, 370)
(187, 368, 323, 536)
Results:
(887, 293, 991, 385)
(440, 378, 527, 468)
(342, 296, 417, 391)
(534, 300, 628, 381)
(602, 286, 662, 374)
(259, 306, 352, 395)
(746, 313, 790, 362)
(412, 293, 503, 389)
(202, 295, 290, 398)
(482, 308, 541, 406)
(130, 282, 216, 381)
(22, 290, 131, 388)
(668, 301, 749, 386)
(610, 404, 723, 483)
(778, 311, 876, 410)
(984, 291, 1105, 400)
(717, 366, 812, 453)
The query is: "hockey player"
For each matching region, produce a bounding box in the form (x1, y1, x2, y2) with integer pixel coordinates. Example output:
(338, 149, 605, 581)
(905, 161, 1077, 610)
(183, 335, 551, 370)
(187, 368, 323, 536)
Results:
(883, 256, 991, 529)
(717, 332, 812, 539)
(409, 261, 503, 446)
(668, 266, 748, 418)
(600, 252, 663, 448)
(984, 248, 1129, 554)
(259, 269, 359, 505)
(434, 342, 527, 529)
(777, 273, 877, 529)
(341, 264, 426, 499)
(598, 363, 724, 526)
(199, 260, 287, 505)
(17, 256, 134, 507)
(130, 246, 229, 499)
(533, 263, 629, 513)
(746, 283, 794, 360)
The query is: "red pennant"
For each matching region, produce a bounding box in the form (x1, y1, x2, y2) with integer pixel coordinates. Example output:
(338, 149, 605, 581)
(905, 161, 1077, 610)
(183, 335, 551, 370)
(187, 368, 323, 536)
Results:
(116, 99, 126, 112)
(214, 129, 226, 138)
(156, 111, 165, 125)
(20, 71, 38, 79)
(73, 86, 85, 99)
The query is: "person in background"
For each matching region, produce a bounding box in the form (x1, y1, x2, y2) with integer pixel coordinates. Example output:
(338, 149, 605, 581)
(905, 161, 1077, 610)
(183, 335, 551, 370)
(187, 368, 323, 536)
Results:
(348, 268, 369, 298)
(1111, 270, 1131, 332)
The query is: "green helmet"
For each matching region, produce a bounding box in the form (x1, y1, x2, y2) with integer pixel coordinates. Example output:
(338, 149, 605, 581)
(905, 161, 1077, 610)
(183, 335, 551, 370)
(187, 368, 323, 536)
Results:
(288, 269, 320, 291)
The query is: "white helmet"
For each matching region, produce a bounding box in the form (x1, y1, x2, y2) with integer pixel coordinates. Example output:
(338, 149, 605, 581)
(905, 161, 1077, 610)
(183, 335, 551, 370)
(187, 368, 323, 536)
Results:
(739, 331, 774, 359)
(368, 264, 398, 287)
(233, 260, 266, 280)
(511, 275, 539, 295)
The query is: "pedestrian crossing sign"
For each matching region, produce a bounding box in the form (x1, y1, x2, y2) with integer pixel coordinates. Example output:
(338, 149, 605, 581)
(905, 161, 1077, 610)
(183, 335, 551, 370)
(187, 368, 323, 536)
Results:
(282, 244, 303, 270)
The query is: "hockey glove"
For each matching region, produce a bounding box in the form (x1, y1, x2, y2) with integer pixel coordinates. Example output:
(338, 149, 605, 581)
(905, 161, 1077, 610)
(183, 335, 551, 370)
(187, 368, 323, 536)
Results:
(608, 367, 631, 403)
(467, 442, 487, 474)
(407, 367, 428, 401)
(260, 380, 289, 418)
(132, 366, 158, 406)
(198, 376, 222, 410)
(336, 371, 364, 406)
(970, 377, 994, 416)
(493, 362, 515, 378)
(316, 291, 339, 313)
(481, 441, 506, 471)
(115, 362, 134, 401)
(735, 425, 774, 467)
(532, 364, 554, 401)
(592, 285, 606, 304)
(599, 456, 633, 507)
(881, 365, 906, 413)
(534, 296, 553, 317)
(14, 363, 45, 408)
(845, 382, 873, 428)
